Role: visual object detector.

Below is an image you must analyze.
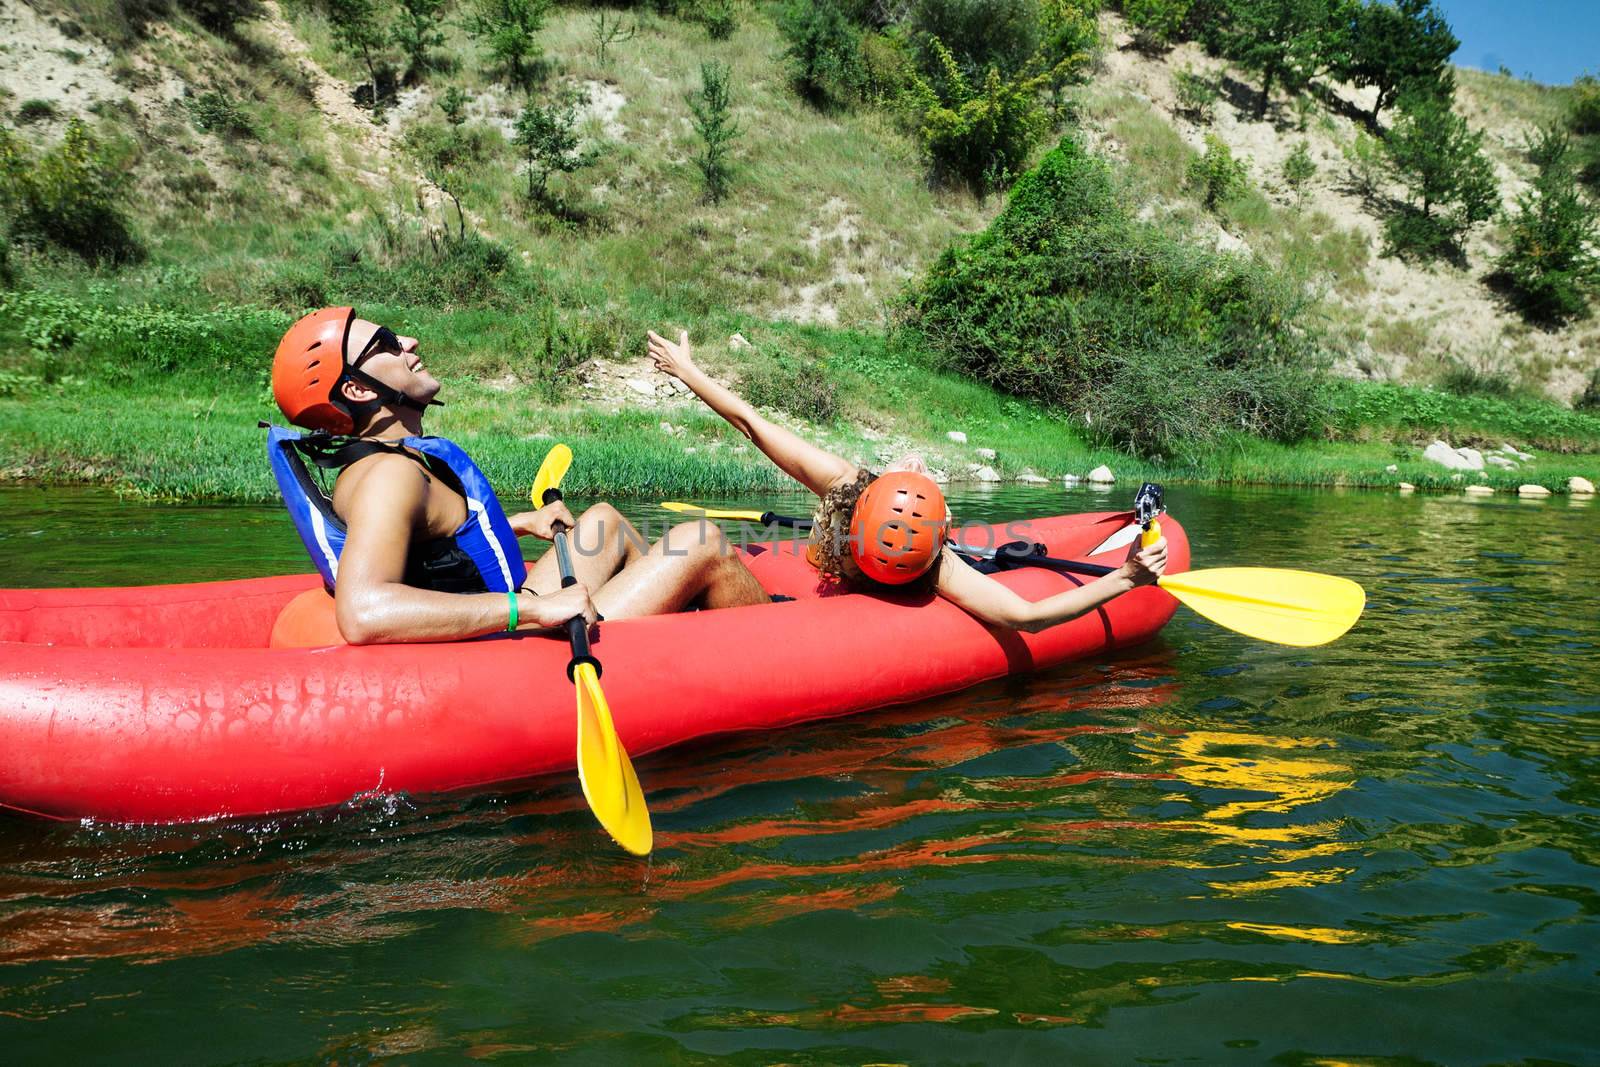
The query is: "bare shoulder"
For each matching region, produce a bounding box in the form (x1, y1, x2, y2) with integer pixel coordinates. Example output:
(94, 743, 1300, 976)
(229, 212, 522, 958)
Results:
(334, 452, 428, 523)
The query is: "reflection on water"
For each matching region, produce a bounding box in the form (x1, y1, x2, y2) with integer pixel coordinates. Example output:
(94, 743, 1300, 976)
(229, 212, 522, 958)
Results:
(0, 484, 1597, 1063)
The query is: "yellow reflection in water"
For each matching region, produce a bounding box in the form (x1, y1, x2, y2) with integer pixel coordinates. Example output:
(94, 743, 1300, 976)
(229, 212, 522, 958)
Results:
(1143, 729, 1358, 895)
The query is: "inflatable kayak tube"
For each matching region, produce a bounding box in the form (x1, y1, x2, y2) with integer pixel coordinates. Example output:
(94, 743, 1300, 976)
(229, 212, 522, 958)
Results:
(0, 510, 1188, 824)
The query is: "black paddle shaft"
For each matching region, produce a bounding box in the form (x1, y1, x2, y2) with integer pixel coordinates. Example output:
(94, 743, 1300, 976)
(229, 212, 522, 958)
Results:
(541, 487, 601, 681)
(760, 511, 813, 530)
(953, 540, 1116, 579)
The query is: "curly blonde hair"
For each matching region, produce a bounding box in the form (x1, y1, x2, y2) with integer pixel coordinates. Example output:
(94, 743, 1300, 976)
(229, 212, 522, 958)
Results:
(808, 468, 876, 583)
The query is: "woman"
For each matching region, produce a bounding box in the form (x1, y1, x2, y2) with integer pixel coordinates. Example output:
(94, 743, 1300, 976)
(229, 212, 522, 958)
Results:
(646, 329, 1168, 632)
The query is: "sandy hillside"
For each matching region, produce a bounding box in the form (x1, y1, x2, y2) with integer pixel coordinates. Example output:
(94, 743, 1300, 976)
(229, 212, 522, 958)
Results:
(1087, 13, 1597, 403)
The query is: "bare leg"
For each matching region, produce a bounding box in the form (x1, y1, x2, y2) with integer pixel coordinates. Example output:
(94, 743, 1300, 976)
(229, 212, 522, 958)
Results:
(591, 520, 768, 620)
(522, 503, 648, 595)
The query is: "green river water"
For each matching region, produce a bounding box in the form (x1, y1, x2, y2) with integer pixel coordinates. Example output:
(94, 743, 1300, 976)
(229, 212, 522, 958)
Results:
(0, 483, 1596, 1065)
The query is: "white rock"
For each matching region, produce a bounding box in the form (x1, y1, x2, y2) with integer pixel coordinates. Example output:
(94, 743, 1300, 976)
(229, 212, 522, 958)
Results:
(1457, 447, 1485, 470)
(1087, 464, 1115, 484)
(729, 333, 752, 350)
(973, 465, 1000, 482)
(1398, 482, 1416, 492)
(1063, 474, 1081, 486)
(1424, 440, 1473, 470)
(1016, 471, 1049, 484)
(1464, 484, 1495, 496)
(1500, 442, 1533, 460)
(946, 430, 968, 444)
(1570, 476, 1596, 495)
(975, 447, 997, 461)
(1517, 484, 1551, 497)
(625, 377, 657, 397)
(1385, 464, 1398, 473)
(659, 421, 675, 435)
(1486, 455, 1517, 469)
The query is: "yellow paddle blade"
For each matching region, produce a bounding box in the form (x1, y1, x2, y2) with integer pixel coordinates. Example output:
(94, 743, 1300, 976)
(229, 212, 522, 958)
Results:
(659, 501, 768, 521)
(573, 662, 653, 856)
(1158, 567, 1365, 647)
(532, 443, 573, 506)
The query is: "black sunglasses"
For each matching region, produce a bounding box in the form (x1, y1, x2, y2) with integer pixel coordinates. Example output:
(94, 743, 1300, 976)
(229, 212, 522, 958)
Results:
(349, 325, 403, 368)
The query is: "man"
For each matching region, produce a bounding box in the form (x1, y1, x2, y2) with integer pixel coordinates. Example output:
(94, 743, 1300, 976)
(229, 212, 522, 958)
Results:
(267, 306, 767, 644)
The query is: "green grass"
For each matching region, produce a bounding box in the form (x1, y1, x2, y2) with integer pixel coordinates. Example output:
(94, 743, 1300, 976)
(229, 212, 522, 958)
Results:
(5, 5, 1599, 505)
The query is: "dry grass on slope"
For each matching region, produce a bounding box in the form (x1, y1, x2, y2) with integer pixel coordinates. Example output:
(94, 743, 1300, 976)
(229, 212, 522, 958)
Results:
(1080, 12, 1598, 404)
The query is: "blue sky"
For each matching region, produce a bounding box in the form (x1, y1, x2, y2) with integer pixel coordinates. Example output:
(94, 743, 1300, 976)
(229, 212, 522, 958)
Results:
(1433, 0, 1599, 85)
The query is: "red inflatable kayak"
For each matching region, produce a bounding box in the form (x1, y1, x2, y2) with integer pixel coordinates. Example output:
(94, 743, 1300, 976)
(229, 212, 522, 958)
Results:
(0, 510, 1187, 824)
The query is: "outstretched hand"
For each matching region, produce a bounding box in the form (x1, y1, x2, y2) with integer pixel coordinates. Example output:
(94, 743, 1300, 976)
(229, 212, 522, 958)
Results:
(646, 328, 698, 381)
(1121, 536, 1168, 587)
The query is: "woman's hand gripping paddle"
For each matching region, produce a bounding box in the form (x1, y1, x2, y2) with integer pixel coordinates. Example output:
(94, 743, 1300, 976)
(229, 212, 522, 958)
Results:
(532, 445, 652, 856)
(965, 520, 1365, 647)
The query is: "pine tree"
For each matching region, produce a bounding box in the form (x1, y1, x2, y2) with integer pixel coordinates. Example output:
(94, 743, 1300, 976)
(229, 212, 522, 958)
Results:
(468, 0, 551, 95)
(688, 61, 741, 204)
(1336, 0, 1457, 126)
(1381, 88, 1498, 257)
(1497, 123, 1600, 323)
(393, 0, 447, 82)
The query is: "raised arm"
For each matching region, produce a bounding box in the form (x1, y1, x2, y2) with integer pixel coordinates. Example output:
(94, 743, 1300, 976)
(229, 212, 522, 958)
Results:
(333, 456, 595, 644)
(647, 329, 857, 497)
(934, 539, 1168, 633)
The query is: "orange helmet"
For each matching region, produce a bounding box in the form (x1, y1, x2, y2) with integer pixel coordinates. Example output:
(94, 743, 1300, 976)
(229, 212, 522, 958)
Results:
(849, 471, 949, 585)
(272, 306, 358, 433)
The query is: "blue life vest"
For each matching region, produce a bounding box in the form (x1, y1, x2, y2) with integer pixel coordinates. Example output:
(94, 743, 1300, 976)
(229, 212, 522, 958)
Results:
(265, 425, 526, 594)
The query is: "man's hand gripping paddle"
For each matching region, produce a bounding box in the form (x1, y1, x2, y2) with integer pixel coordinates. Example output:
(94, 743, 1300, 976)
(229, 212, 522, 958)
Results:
(532, 444, 652, 856)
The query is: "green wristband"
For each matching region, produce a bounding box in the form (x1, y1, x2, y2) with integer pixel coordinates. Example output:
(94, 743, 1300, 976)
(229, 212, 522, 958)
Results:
(507, 590, 519, 632)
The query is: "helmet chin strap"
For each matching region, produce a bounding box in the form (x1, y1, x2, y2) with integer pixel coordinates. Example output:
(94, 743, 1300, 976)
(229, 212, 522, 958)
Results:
(343, 366, 444, 416)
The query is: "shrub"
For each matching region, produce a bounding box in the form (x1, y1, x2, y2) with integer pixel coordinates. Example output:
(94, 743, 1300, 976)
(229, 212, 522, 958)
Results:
(437, 85, 471, 125)
(1187, 133, 1248, 211)
(1438, 357, 1516, 398)
(326, 228, 526, 309)
(1580, 367, 1600, 411)
(909, 0, 1041, 82)
(512, 88, 595, 203)
(779, 0, 865, 108)
(903, 136, 1323, 458)
(1495, 123, 1600, 324)
(0, 119, 142, 265)
(1173, 66, 1219, 122)
(1570, 74, 1600, 135)
(0, 289, 286, 375)
(1342, 130, 1384, 199)
(741, 354, 839, 423)
(16, 99, 58, 125)
(1038, 0, 1100, 115)
(1282, 139, 1315, 198)
(1125, 0, 1191, 52)
(904, 37, 1047, 193)
(860, 30, 916, 104)
(184, 89, 256, 138)
(701, 0, 737, 40)
(688, 61, 740, 204)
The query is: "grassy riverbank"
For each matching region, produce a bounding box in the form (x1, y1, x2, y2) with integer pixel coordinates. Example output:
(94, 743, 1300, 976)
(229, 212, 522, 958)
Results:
(4, 351, 1598, 503)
